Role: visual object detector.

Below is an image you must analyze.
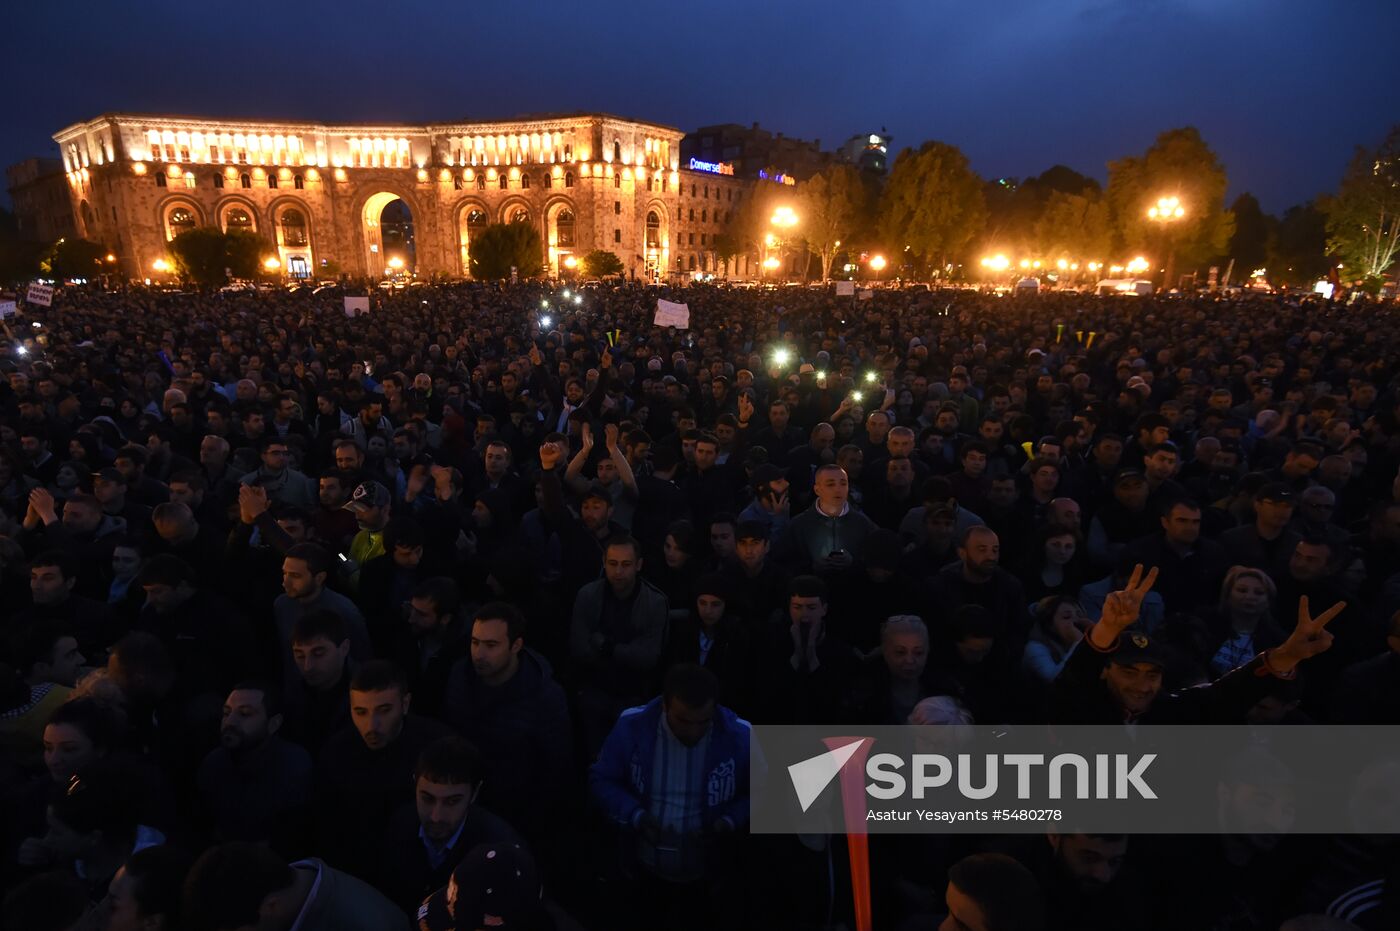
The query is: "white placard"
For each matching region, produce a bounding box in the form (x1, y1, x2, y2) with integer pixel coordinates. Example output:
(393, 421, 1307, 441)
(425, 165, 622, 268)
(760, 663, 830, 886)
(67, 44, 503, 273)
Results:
(343, 296, 370, 318)
(858, 289, 873, 301)
(835, 281, 855, 296)
(0, 301, 16, 319)
(654, 299, 690, 329)
(26, 283, 53, 306)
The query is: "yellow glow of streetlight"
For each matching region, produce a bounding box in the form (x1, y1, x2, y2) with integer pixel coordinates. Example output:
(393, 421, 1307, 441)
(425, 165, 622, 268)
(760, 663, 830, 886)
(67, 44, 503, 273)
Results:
(263, 257, 281, 270)
(105, 254, 116, 263)
(1019, 259, 1031, 270)
(1126, 256, 1150, 275)
(869, 255, 887, 272)
(763, 256, 780, 270)
(563, 255, 577, 269)
(1147, 195, 1185, 221)
(1109, 264, 1124, 274)
(152, 259, 169, 272)
(982, 254, 1010, 272)
(387, 256, 405, 270)
(772, 348, 791, 367)
(1056, 259, 1069, 271)
(1087, 262, 1102, 272)
(771, 206, 798, 228)
(764, 233, 777, 247)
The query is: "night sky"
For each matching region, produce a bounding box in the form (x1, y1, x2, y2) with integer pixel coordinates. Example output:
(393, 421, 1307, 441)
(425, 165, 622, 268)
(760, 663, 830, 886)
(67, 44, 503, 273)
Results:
(6, 0, 1396, 213)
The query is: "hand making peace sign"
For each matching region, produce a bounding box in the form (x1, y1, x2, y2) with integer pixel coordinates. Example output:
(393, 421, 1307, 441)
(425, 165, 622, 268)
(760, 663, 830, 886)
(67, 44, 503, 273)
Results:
(1090, 563, 1160, 650)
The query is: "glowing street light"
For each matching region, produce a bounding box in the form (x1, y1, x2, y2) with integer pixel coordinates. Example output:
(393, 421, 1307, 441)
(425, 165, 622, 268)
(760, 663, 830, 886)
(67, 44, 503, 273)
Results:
(387, 256, 405, 270)
(1056, 259, 1069, 271)
(1147, 196, 1185, 221)
(563, 255, 577, 269)
(762, 256, 780, 270)
(152, 259, 170, 272)
(105, 253, 116, 263)
(263, 257, 281, 271)
(770, 206, 798, 228)
(1126, 256, 1151, 275)
(982, 254, 1010, 273)
(1019, 259, 1031, 270)
(869, 255, 887, 272)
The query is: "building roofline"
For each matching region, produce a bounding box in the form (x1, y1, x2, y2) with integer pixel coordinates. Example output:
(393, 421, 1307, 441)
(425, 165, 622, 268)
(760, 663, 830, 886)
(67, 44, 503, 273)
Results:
(55, 110, 683, 138)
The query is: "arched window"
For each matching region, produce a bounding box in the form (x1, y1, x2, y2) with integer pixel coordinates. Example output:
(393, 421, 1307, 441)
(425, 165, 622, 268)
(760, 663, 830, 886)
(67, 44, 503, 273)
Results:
(544, 173, 553, 189)
(213, 174, 224, 189)
(556, 209, 575, 247)
(688, 255, 697, 271)
(564, 144, 572, 161)
(280, 208, 308, 246)
(645, 211, 660, 249)
(564, 172, 574, 188)
(268, 175, 279, 189)
(293, 174, 304, 190)
(614, 173, 621, 189)
(167, 207, 196, 240)
(614, 141, 621, 161)
(224, 207, 253, 233)
(155, 172, 167, 188)
(521, 174, 530, 189)
(510, 207, 529, 225)
(498, 176, 508, 190)
(476, 176, 486, 191)
(466, 208, 488, 240)
(240, 173, 251, 189)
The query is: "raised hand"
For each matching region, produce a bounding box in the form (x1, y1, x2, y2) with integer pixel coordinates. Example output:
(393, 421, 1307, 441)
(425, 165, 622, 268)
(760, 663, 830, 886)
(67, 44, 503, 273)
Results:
(604, 422, 620, 450)
(581, 422, 594, 450)
(28, 487, 58, 524)
(1091, 563, 1159, 649)
(737, 392, 754, 423)
(238, 484, 270, 525)
(600, 346, 613, 370)
(539, 442, 561, 471)
(1269, 596, 1346, 674)
(529, 344, 543, 367)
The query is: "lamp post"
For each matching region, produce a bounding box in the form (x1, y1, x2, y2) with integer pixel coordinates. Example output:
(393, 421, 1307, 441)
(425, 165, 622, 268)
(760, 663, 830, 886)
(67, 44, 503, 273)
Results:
(1146, 196, 1185, 290)
(869, 254, 887, 284)
(767, 207, 798, 279)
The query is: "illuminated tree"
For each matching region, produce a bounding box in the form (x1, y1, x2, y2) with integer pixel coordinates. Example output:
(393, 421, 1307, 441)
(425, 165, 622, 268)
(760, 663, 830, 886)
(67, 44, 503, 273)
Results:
(877, 140, 987, 277)
(1106, 127, 1234, 283)
(797, 164, 866, 281)
(1032, 192, 1113, 265)
(168, 229, 271, 286)
(40, 237, 107, 280)
(581, 249, 623, 277)
(468, 221, 543, 280)
(1322, 126, 1400, 283)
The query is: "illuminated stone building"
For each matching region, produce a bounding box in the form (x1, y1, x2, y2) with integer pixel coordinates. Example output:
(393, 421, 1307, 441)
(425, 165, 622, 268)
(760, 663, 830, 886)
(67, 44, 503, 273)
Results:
(52, 112, 684, 281)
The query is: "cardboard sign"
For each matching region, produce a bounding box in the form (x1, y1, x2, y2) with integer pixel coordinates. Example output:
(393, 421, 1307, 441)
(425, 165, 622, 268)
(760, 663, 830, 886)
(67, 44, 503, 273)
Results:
(26, 283, 53, 306)
(858, 290, 873, 301)
(654, 299, 690, 329)
(343, 296, 370, 318)
(0, 301, 16, 319)
(835, 281, 855, 296)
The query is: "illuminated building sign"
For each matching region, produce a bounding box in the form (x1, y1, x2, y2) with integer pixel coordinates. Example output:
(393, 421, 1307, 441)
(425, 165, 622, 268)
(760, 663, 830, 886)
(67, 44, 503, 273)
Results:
(759, 169, 796, 186)
(688, 157, 734, 176)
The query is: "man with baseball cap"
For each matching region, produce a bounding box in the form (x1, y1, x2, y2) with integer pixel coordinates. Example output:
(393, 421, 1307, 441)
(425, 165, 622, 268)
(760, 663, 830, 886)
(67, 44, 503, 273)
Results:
(1219, 482, 1301, 581)
(417, 842, 574, 931)
(1053, 564, 1347, 724)
(344, 480, 393, 585)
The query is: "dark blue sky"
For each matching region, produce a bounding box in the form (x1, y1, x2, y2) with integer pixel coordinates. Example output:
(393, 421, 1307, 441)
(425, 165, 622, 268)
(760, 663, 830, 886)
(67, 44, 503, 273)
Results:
(6, 0, 1395, 213)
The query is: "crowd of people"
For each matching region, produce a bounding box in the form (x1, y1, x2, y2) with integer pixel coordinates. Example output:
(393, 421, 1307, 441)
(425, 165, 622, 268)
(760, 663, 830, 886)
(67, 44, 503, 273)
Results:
(0, 278, 1397, 930)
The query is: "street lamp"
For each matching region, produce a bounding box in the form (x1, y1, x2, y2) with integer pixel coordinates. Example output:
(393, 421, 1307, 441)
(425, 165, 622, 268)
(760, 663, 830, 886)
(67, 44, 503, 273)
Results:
(563, 255, 577, 270)
(387, 256, 404, 271)
(1147, 195, 1185, 288)
(869, 254, 887, 283)
(152, 259, 170, 273)
(263, 257, 281, 271)
(765, 207, 799, 279)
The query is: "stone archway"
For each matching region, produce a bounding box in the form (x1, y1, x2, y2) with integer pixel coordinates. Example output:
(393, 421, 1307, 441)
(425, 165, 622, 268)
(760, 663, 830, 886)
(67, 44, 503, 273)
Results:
(363, 191, 416, 277)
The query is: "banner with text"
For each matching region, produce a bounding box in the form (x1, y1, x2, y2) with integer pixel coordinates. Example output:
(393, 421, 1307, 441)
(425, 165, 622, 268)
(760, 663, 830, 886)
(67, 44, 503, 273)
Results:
(654, 299, 690, 329)
(835, 281, 855, 296)
(343, 296, 370, 318)
(26, 283, 53, 307)
(752, 724, 1400, 834)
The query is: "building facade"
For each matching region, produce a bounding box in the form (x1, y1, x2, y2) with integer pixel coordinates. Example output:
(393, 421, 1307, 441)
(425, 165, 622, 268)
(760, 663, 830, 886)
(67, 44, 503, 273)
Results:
(836, 132, 893, 175)
(6, 158, 78, 243)
(52, 113, 685, 281)
(680, 122, 832, 184)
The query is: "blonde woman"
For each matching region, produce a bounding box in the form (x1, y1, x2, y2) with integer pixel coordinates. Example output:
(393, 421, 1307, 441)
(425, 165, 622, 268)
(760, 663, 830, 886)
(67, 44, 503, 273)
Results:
(1204, 566, 1286, 678)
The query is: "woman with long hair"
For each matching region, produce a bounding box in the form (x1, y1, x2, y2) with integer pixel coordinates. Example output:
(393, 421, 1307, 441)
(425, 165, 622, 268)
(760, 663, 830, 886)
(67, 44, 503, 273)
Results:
(1020, 524, 1087, 603)
(1022, 594, 1092, 685)
(1201, 566, 1286, 679)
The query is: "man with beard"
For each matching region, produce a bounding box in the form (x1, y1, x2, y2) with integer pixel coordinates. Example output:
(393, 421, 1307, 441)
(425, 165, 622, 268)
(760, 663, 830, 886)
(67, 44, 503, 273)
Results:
(196, 682, 313, 854)
(1024, 833, 1142, 931)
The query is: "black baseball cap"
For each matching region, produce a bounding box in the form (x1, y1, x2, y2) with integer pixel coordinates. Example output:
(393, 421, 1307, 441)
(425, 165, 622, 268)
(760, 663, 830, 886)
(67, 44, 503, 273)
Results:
(417, 843, 543, 931)
(1256, 482, 1295, 504)
(736, 520, 770, 542)
(1111, 631, 1168, 668)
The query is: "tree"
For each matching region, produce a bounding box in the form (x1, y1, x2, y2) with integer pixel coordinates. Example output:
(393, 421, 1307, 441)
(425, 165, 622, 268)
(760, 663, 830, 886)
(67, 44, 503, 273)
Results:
(797, 164, 866, 280)
(1227, 193, 1275, 275)
(711, 232, 742, 277)
(468, 221, 543, 280)
(1321, 126, 1400, 283)
(877, 140, 987, 277)
(580, 249, 623, 277)
(1032, 191, 1113, 266)
(167, 228, 269, 287)
(1268, 202, 1330, 286)
(40, 238, 107, 280)
(1106, 127, 1235, 285)
(225, 230, 267, 280)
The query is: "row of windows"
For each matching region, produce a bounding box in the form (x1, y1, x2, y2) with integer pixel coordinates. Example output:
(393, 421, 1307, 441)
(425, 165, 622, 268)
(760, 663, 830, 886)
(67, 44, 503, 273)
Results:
(166, 205, 307, 245)
(685, 208, 727, 224)
(682, 183, 736, 202)
(155, 172, 306, 190)
(452, 172, 576, 191)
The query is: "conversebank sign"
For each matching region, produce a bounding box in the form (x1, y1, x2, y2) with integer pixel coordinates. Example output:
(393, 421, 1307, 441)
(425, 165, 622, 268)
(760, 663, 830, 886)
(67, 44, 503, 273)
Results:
(687, 157, 734, 176)
(751, 725, 1400, 835)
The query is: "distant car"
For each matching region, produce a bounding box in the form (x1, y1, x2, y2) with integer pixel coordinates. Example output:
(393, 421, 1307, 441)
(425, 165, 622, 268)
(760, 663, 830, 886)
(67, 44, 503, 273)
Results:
(1096, 279, 1154, 296)
(1015, 277, 1041, 292)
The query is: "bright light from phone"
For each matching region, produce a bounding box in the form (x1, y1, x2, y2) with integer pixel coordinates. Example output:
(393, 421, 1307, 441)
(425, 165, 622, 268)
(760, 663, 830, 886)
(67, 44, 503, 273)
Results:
(563, 289, 571, 298)
(541, 315, 552, 328)
(865, 371, 878, 383)
(16, 346, 28, 356)
(573, 295, 582, 305)
(772, 348, 791, 367)
(851, 390, 863, 401)
(541, 300, 549, 308)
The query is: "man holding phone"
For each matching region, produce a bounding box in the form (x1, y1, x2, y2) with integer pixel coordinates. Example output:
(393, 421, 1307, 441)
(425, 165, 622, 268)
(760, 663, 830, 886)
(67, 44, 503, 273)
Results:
(779, 464, 876, 576)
